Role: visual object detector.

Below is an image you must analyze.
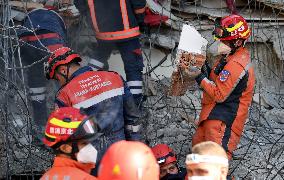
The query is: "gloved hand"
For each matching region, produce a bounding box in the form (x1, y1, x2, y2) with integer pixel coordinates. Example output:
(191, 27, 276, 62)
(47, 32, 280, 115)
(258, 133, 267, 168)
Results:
(195, 71, 207, 86)
(201, 60, 211, 78)
(138, 22, 148, 34)
(195, 60, 211, 85)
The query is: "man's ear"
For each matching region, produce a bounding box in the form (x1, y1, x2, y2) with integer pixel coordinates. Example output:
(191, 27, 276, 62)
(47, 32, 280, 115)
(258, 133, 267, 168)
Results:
(58, 65, 67, 75)
(220, 166, 229, 180)
(59, 144, 72, 154)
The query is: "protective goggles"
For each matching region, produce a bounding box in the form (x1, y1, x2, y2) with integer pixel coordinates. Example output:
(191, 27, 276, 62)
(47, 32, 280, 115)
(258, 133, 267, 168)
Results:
(212, 26, 231, 40)
(157, 152, 175, 164)
(185, 154, 228, 166)
(69, 116, 101, 142)
(212, 17, 229, 39)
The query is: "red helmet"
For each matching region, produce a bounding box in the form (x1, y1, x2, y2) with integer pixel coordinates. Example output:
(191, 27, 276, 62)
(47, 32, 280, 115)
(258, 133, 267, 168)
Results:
(44, 47, 81, 80)
(213, 14, 250, 41)
(98, 141, 160, 180)
(43, 107, 100, 148)
(151, 144, 177, 166)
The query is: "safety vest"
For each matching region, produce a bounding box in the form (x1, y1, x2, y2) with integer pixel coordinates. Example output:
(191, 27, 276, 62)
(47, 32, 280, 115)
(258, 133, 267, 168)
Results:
(87, 0, 146, 41)
(199, 48, 255, 135)
(55, 66, 142, 162)
(56, 68, 124, 108)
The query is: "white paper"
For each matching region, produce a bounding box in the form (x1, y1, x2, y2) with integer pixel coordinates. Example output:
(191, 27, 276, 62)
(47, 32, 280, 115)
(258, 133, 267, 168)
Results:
(178, 24, 208, 54)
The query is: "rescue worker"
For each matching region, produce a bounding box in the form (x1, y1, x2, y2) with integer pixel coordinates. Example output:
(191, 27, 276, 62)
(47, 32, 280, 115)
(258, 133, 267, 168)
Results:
(151, 144, 187, 180)
(192, 14, 255, 159)
(73, 0, 146, 106)
(44, 46, 142, 173)
(186, 141, 229, 180)
(41, 107, 100, 180)
(18, 8, 66, 134)
(98, 140, 160, 180)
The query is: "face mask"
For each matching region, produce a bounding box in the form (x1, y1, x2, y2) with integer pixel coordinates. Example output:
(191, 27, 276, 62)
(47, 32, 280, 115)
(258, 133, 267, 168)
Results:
(188, 176, 214, 180)
(217, 42, 232, 55)
(161, 173, 184, 180)
(76, 143, 98, 164)
(208, 41, 232, 56)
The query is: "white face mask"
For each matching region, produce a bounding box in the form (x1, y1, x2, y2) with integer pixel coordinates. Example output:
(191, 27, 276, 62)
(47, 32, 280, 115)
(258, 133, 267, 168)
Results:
(76, 143, 98, 164)
(208, 41, 232, 56)
(217, 42, 232, 55)
(188, 176, 214, 180)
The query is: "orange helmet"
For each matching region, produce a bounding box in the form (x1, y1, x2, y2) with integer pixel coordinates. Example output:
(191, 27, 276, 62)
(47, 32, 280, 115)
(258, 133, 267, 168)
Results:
(213, 14, 250, 41)
(98, 141, 160, 180)
(43, 107, 100, 148)
(151, 144, 177, 166)
(44, 47, 81, 80)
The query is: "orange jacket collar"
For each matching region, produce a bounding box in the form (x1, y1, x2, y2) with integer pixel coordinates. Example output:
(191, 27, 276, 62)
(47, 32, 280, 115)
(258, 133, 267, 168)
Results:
(53, 156, 95, 174)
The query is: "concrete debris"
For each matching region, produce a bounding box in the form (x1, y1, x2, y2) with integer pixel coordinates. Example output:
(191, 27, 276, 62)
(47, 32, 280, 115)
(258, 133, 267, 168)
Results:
(150, 33, 176, 49)
(257, 87, 284, 109)
(200, 0, 227, 9)
(172, 3, 284, 21)
(253, 93, 273, 109)
(9, 1, 44, 11)
(169, 24, 207, 96)
(181, 90, 202, 110)
(45, 0, 56, 6)
(58, 5, 80, 27)
(58, 5, 80, 17)
(10, 9, 26, 21)
(168, 51, 205, 96)
(1, 0, 284, 179)
(146, 0, 182, 29)
(142, 48, 175, 80)
(143, 75, 159, 96)
(265, 109, 284, 124)
(177, 110, 197, 126)
(257, 0, 284, 13)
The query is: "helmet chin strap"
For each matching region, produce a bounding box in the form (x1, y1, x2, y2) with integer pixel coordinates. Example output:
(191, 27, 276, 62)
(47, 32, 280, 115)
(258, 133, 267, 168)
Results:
(229, 39, 245, 55)
(55, 142, 79, 160)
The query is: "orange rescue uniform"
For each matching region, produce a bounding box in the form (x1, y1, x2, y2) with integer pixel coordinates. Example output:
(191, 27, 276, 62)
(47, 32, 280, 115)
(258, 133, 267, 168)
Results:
(40, 157, 97, 180)
(193, 47, 255, 158)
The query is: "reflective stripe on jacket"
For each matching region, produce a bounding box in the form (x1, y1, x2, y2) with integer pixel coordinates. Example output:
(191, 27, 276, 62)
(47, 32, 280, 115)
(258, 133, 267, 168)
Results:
(40, 157, 97, 180)
(87, 0, 146, 41)
(198, 47, 255, 135)
(55, 66, 142, 161)
(18, 8, 66, 42)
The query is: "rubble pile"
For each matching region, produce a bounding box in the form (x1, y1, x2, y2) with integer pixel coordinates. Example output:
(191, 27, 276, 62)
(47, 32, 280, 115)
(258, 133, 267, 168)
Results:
(143, 77, 284, 179)
(0, 80, 53, 178)
(0, 0, 283, 179)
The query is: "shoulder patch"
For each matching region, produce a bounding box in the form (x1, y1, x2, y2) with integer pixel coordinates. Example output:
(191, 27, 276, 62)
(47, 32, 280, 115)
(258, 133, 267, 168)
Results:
(219, 70, 230, 82)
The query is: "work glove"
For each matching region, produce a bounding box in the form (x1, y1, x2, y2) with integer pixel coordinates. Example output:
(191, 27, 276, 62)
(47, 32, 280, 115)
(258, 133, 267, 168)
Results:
(195, 60, 212, 85)
(201, 60, 211, 77)
(138, 22, 149, 34)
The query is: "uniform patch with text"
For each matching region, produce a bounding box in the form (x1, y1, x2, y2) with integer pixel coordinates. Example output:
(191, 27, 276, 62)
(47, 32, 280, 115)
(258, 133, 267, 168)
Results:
(219, 70, 230, 82)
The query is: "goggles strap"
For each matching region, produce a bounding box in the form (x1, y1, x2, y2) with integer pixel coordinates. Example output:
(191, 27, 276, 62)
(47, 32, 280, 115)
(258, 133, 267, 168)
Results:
(71, 142, 79, 160)
(53, 141, 79, 160)
(55, 64, 71, 85)
(229, 39, 244, 55)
